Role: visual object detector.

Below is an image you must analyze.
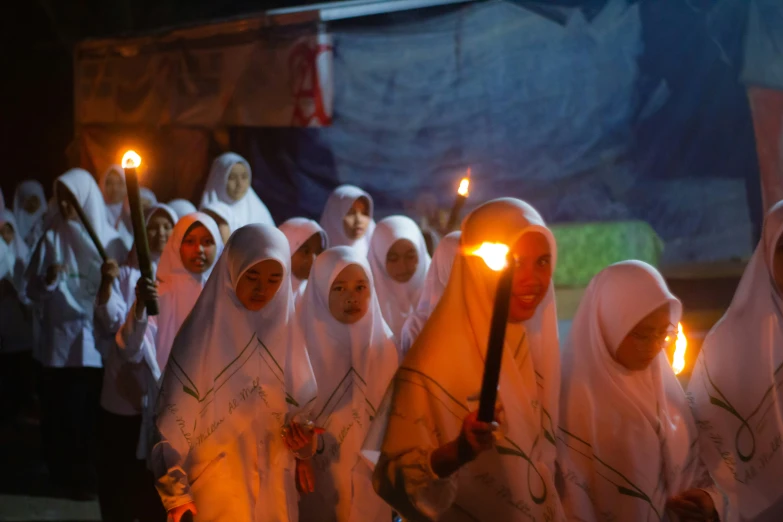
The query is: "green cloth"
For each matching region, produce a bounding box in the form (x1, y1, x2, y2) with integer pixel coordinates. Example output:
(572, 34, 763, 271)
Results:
(551, 221, 663, 287)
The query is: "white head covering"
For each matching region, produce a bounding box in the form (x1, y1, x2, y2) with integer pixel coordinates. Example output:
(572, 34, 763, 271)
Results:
(199, 152, 274, 228)
(167, 199, 197, 220)
(200, 200, 238, 234)
(297, 246, 397, 521)
(369, 215, 431, 341)
(399, 231, 460, 355)
(278, 217, 328, 304)
(557, 261, 707, 521)
(139, 187, 157, 206)
(125, 203, 179, 271)
(368, 198, 563, 521)
(687, 201, 783, 519)
(156, 224, 317, 485)
(0, 210, 31, 296)
(100, 165, 127, 227)
(12, 180, 46, 248)
(319, 185, 376, 257)
(153, 212, 223, 372)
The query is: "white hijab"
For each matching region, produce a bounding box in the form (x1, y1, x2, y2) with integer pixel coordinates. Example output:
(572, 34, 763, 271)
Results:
(167, 199, 197, 220)
(278, 217, 328, 305)
(156, 223, 317, 474)
(368, 198, 564, 521)
(140, 187, 157, 206)
(319, 185, 376, 258)
(297, 246, 397, 522)
(399, 231, 460, 354)
(558, 261, 706, 521)
(199, 152, 274, 228)
(1, 210, 30, 296)
(369, 216, 431, 342)
(200, 200, 238, 235)
(687, 201, 783, 519)
(13, 180, 46, 248)
(100, 165, 127, 226)
(152, 212, 223, 373)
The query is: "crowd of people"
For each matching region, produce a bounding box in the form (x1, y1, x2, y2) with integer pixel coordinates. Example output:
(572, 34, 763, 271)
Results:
(0, 150, 781, 522)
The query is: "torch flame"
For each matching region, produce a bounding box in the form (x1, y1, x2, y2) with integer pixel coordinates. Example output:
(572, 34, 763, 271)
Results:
(458, 177, 470, 197)
(467, 242, 509, 272)
(122, 150, 142, 169)
(672, 322, 687, 375)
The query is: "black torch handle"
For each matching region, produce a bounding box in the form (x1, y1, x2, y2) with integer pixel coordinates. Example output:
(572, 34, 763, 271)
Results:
(446, 194, 467, 232)
(125, 167, 159, 316)
(70, 194, 108, 262)
(477, 258, 516, 423)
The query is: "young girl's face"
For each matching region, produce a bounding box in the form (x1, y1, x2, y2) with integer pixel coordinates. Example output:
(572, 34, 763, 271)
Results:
(235, 259, 284, 311)
(328, 264, 371, 324)
(386, 239, 418, 283)
(56, 187, 78, 222)
(179, 223, 217, 274)
(291, 233, 324, 281)
(204, 210, 231, 244)
(508, 231, 553, 323)
(104, 170, 126, 205)
(146, 211, 174, 254)
(342, 198, 371, 240)
(0, 223, 14, 245)
(226, 163, 250, 202)
(23, 195, 41, 214)
(614, 303, 674, 371)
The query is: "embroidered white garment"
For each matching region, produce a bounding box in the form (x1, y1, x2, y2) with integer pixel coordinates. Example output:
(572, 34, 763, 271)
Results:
(168, 199, 197, 220)
(319, 185, 376, 258)
(297, 246, 397, 522)
(199, 152, 274, 228)
(368, 216, 431, 342)
(558, 260, 724, 522)
(400, 232, 460, 355)
(687, 201, 783, 521)
(13, 180, 47, 249)
(367, 198, 564, 522)
(153, 224, 317, 522)
(278, 217, 328, 306)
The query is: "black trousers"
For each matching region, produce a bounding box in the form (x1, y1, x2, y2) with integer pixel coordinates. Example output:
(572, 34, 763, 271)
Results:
(98, 408, 167, 522)
(0, 351, 36, 423)
(38, 366, 102, 493)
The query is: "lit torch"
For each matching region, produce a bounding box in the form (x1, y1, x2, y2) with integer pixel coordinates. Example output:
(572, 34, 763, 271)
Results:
(468, 241, 515, 423)
(672, 322, 687, 375)
(446, 169, 471, 232)
(122, 150, 158, 316)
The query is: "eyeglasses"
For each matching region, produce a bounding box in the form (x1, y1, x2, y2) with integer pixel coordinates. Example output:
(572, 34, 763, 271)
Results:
(628, 325, 677, 348)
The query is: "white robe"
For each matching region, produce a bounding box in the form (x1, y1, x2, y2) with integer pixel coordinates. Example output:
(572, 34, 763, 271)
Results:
(319, 185, 376, 258)
(13, 180, 47, 250)
(557, 260, 726, 522)
(367, 198, 565, 522)
(297, 246, 397, 522)
(153, 224, 317, 522)
(168, 199, 197, 221)
(199, 152, 274, 228)
(687, 201, 783, 521)
(278, 217, 328, 307)
(369, 215, 431, 343)
(400, 232, 460, 355)
(25, 169, 128, 368)
(0, 210, 34, 354)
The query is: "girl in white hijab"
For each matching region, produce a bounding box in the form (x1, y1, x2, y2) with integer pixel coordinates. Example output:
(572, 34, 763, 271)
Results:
(200, 200, 238, 245)
(688, 200, 783, 522)
(557, 260, 725, 522)
(100, 165, 134, 250)
(168, 199, 197, 221)
(279, 217, 328, 307)
(319, 185, 376, 258)
(13, 180, 47, 249)
(25, 168, 128, 499)
(297, 246, 397, 522)
(200, 152, 274, 227)
(400, 231, 460, 355)
(368, 198, 564, 522)
(152, 224, 318, 522)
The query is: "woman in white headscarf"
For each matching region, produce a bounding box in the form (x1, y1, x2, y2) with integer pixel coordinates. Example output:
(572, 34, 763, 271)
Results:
(152, 224, 318, 522)
(557, 261, 725, 522)
(688, 201, 783, 522)
(100, 165, 134, 251)
(369, 216, 431, 344)
(400, 232, 460, 355)
(201, 200, 238, 245)
(168, 199, 197, 221)
(94, 202, 177, 522)
(200, 152, 274, 228)
(297, 246, 397, 522)
(368, 198, 564, 522)
(278, 217, 328, 307)
(25, 168, 128, 499)
(13, 180, 47, 249)
(319, 185, 376, 258)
